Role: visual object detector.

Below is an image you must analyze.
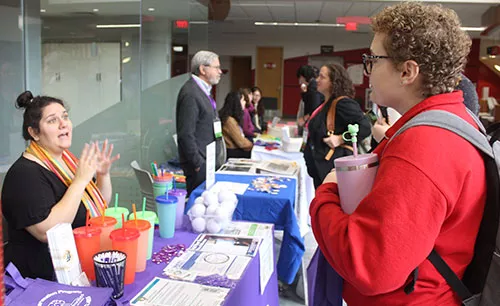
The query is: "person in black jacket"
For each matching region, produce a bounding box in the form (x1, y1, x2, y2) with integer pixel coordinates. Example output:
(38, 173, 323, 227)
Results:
(304, 63, 371, 188)
(176, 50, 223, 194)
(297, 65, 324, 130)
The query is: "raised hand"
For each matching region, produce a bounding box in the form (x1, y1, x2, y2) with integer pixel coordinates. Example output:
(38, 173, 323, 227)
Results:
(74, 142, 98, 185)
(94, 139, 120, 176)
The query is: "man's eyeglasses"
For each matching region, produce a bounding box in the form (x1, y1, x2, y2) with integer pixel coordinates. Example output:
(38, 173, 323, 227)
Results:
(204, 65, 222, 71)
(362, 54, 391, 75)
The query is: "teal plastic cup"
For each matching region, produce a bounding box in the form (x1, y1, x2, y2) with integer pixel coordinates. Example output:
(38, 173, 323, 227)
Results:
(155, 195, 177, 238)
(105, 207, 130, 229)
(128, 211, 157, 260)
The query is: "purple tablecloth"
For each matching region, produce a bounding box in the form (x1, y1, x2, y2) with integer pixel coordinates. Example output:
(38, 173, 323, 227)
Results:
(116, 230, 279, 306)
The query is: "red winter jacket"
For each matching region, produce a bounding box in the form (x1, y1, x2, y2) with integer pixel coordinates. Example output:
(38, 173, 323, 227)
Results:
(310, 91, 486, 305)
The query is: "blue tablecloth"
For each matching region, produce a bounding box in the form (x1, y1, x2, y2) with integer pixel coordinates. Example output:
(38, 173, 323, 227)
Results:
(186, 173, 305, 285)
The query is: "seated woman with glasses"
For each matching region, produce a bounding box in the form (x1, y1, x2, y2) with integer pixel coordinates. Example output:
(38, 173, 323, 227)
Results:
(1, 91, 120, 280)
(219, 91, 253, 158)
(304, 63, 370, 188)
(311, 2, 486, 305)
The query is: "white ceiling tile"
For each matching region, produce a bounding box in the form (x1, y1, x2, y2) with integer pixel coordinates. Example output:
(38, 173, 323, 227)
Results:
(268, 6, 296, 22)
(240, 6, 273, 21)
(295, 2, 323, 22)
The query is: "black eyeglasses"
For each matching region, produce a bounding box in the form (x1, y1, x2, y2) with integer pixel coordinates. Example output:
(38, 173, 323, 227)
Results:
(362, 53, 391, 75)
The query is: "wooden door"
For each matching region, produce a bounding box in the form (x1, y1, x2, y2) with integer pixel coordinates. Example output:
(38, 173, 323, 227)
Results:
(256, 47, 283, 113)
(231, 56, 252, 91)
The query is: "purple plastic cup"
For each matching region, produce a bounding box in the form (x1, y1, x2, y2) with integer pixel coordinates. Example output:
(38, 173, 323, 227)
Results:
(334, 153, 379, 214)
(168, 189, 187, 229)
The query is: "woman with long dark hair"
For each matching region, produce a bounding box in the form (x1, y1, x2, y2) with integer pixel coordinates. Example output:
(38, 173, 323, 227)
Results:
(304, 63, 371, 188)
(251, 86, 267, 132)
(219, 91, 253, 158)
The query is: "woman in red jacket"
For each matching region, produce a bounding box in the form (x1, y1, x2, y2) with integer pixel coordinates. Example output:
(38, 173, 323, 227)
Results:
(310, 2, 485, 305)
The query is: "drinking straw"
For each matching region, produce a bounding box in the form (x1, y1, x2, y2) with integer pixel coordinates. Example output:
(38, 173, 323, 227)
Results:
(101, 207, 104, 222)
(114, 193, 119, 211)
(132, 204, 138, 227)
(173, 178, 176, 190)
(142, 197, 146, 217)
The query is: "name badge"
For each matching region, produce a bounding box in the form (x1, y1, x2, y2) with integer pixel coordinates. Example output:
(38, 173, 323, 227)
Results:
(214, 120, 222, 138)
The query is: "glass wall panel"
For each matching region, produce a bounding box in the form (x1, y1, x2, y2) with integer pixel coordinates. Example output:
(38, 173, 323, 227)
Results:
(28, 0, 143, 209)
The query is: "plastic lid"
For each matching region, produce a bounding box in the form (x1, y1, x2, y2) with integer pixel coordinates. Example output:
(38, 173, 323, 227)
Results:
(123, 219, 151, 231)
(168, 189, 187, 197)
(109, 227, 140, 241)
(73, 226, 101, 238)
(334, 153, 378, 167)
(129, 211, 157, 220)
(155, 194, 178, 205)
(89, 216, 118, 227)
(153, 174, 173, 182)
(105, 207, 129, 213)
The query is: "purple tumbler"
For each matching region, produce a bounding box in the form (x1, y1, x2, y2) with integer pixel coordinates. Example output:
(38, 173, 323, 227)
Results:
(334, 153, 378, 214)
(168, 189, 187, 229)
(334, 124, 379, 214)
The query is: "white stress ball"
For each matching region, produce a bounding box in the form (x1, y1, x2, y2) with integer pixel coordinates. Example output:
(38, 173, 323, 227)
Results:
(215, 206, 229, 223)
(191, 217, 206, 233)
(204, 192, 218, 207)
(228, 193, 238, 204)
(206, 219, 222, 234)
(220, 201, 235, 215)
(218, 190, 235, 204)
(201, 190, 210, 200)
(206, 204, 218, 216)
(190, 204, 206, 218)
(194, 196, 204, 205)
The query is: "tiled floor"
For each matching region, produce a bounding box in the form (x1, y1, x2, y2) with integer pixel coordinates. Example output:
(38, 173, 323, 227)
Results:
(276, 230, 317, 306)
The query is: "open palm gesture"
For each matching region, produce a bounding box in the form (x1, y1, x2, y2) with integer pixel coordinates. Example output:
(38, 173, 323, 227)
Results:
(95, 139, 120, 176)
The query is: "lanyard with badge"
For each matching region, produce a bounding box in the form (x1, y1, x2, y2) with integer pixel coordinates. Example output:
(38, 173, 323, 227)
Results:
(193, 76, 223, 139)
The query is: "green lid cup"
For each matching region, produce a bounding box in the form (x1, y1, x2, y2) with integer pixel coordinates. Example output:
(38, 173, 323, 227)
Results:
(105, 207, 130, 229)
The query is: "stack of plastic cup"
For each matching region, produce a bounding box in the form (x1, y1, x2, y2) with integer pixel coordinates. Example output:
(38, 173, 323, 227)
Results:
(105, 207, 130, 229)
(152, 173, 173, 200)
(155, 195, 177, 238)
(168, 189, 187, 229)
(123, 219, 150, 272)
(73, 226, 101, 281)
(129, 211, 157, 260)
(89, 216, 117, 251)
(109, 227, 140, 285)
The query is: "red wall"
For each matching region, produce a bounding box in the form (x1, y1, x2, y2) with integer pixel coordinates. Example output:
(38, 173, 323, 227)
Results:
(282, 48, 370, 116)
(464, 38, 500, 100)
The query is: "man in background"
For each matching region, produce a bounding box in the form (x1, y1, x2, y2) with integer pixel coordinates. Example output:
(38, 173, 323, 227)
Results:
(176, 50, 222, 194)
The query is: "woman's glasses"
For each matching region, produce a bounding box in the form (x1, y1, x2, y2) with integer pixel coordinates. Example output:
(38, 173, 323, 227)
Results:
(362, 54, 391, 75)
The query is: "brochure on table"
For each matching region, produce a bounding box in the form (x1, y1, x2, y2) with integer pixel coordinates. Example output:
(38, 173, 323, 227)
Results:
(130, 277, 229, 306)
(223, 222, 275, 295)
(218, 158, 299, 177)
(132, 223, 272, 305)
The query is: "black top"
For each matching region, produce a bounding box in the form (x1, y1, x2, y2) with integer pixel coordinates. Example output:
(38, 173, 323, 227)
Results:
(301, 79, 324, 117)
(176, 77, 224, 174)
(304, 97, 371, 187)
(1, 156, 87, 280)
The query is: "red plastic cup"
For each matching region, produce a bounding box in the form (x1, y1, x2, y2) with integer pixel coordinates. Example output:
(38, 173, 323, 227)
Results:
(73, 226, 101, 281)
(89, 216, 117, 251)
(109, 227, 140, 284)
(123, 219, 151, 272)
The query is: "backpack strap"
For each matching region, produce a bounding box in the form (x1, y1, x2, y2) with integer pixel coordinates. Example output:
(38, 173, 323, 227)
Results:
(427, 250, 473, 300)
(326, 96, 348, 133)
(386, 110, 493, 159)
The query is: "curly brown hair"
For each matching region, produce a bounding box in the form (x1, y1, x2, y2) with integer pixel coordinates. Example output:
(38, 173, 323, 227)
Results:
(371, 2, 471, 97)
(324, 63, 355, 99)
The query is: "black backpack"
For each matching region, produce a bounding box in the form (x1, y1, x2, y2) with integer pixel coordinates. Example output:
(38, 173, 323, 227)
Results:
(387, 109, 500, 306)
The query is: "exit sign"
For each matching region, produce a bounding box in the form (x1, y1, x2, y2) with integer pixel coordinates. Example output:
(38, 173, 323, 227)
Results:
(175, 20, 189, 29)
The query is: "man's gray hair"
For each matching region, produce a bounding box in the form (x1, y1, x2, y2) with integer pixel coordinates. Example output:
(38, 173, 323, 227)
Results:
(191, 50, 219, 75)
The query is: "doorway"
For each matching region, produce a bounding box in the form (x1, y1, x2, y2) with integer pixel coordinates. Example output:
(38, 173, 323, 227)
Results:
(256, 46, 283, 116)
(231, 56, 252, 91)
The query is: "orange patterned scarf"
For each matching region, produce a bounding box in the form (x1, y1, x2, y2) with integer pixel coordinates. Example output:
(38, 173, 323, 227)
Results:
(26, 141, 106, 217)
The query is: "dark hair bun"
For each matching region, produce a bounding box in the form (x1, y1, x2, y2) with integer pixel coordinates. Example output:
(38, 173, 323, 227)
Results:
(16, 91, 34, 109)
